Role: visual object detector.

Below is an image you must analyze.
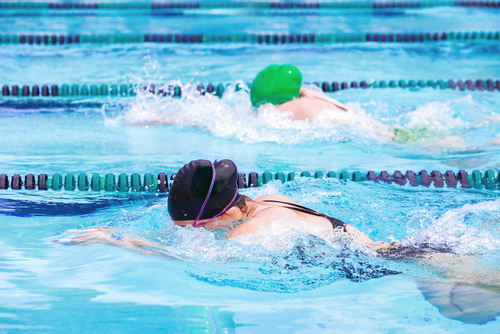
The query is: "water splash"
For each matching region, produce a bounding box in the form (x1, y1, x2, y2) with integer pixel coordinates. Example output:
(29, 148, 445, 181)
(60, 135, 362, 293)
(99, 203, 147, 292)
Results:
(103, 80, 398, 145)
(94, 177, 500, 292)
(392, 97, 470, 149)
(401, 200, 500, 255)
(102, 77, 499, 150)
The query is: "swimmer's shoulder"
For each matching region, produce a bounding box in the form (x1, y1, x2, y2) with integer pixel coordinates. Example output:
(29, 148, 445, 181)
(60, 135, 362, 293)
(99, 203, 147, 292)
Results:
(254, 194, 297, 204)
(299, 88, 349, 112)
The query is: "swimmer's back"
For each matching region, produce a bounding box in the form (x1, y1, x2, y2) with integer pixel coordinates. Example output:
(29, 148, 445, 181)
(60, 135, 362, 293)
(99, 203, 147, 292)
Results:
(227, 194, 374, 244)
(228, 194, 334, 238)
(277, 88, 348, 121)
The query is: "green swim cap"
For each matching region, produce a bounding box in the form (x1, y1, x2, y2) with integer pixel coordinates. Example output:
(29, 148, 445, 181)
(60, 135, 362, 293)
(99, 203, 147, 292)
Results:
(250, 64, 302, 107)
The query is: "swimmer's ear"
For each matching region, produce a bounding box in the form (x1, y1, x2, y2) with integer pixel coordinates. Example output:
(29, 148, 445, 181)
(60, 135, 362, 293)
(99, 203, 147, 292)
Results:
(415, 278, 500, 324)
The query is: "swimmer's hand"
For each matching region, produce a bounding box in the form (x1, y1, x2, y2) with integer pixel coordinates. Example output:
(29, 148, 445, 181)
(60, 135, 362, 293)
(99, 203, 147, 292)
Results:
(53, 228, 178, 259)
(53, 228, 116, 246)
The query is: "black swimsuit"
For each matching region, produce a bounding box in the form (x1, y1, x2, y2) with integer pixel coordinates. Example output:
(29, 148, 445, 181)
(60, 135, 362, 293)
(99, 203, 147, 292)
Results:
(262, 200, 347, 232)
(261, 202, 449, 261)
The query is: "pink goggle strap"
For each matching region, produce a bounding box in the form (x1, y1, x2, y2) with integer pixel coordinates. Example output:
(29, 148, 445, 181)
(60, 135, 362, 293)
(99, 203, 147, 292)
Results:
(192, 160, 239, 228)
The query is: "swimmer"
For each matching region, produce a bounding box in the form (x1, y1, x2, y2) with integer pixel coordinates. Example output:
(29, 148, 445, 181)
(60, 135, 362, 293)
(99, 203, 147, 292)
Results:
(56, 159, 447, 256)
(251, 64, 349, 121)
(58, 159, 500, 324)
(250, 65, 390, 143)
(60, 159, 374, 248)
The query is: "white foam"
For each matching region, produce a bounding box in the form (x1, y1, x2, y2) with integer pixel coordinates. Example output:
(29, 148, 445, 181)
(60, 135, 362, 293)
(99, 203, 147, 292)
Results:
(232, 218, 345, 251)
(402, 200, 500, 255)
(102, 76, 498, 150)
(402, 100, 468, 132)
(388, 96, 477, 149)
(106, 81, 395, 144)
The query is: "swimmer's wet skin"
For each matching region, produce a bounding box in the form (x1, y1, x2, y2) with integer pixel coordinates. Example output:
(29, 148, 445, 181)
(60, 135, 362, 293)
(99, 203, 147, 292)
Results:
(56, 159, 500, 324)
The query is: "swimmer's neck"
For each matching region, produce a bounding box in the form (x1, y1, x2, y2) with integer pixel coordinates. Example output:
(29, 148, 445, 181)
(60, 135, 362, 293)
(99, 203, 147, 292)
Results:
(207, 199, 260, 229)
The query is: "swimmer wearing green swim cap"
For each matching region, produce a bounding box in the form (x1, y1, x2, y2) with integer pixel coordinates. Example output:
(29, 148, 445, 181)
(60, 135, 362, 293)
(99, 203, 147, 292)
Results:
(250, 64, 348, 120)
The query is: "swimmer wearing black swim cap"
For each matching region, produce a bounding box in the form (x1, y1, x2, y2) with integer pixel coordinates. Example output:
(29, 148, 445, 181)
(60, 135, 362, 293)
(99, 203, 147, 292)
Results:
(60, 160, 500, 324)
(165, 159, 376, 242)
(168, 159, 241, 227)
(60, 159, 391, 247)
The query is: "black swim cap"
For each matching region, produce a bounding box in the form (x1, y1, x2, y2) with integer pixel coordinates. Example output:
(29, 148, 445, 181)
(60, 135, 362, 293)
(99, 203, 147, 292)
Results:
(168, 159, 239, 221)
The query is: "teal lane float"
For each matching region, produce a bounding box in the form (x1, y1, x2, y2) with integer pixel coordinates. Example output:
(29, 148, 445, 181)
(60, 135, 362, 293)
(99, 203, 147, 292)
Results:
(1, 79, 499, 100)
(1, 170, 499, 192)
(1, 31, 499, 45)
(1, 1, 499, 11)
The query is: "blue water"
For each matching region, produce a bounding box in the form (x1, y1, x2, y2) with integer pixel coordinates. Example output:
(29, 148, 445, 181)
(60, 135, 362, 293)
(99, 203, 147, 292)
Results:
(1, 2, 500, 333)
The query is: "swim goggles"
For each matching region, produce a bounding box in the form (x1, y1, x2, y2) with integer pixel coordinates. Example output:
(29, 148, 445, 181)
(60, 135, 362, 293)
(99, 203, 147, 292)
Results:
(193, 160, 239, 228)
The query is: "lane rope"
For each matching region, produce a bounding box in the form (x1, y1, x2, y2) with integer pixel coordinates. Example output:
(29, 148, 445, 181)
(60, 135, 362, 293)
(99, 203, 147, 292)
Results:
(1, 79, 499, 99)
(1, 1, 499, 11)
(0, 169, 498, 192)
(1, 31, 499, 45)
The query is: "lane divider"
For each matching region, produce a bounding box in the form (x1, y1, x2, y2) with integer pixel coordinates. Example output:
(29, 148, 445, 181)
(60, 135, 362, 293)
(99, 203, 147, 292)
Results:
(0, 83, 226, 98)
(1, 79, 499, 99)
(320, 79, 500, 92)
(0, 170, 498, 192)
(1, 1, 499, 11)
(1, 31, 499, 46)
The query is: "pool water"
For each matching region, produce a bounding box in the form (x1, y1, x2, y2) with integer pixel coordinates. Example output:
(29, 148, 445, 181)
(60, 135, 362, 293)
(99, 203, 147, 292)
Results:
(1, 2, 500, 333)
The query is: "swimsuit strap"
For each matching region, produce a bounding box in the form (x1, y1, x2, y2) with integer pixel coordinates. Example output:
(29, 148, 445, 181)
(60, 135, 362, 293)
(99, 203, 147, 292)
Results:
(261, 199, 346, 231)
(307, 89, 348, 111)
(262, 199, 327, 216)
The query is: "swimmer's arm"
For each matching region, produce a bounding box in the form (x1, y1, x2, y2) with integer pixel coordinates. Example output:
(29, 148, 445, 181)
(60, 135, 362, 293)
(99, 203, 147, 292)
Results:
(54, 228, 176, 259)
(299, 88, 349, 111)
(344, 226, 401, 254)
(124, 116, 175, 127)
(345, 224, 375, 244)
(344, 225, 399, 251)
